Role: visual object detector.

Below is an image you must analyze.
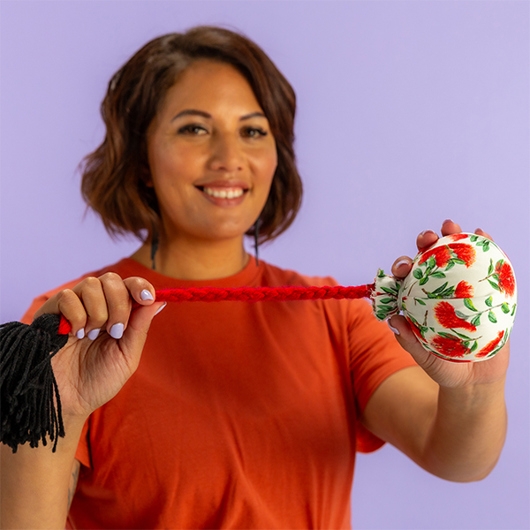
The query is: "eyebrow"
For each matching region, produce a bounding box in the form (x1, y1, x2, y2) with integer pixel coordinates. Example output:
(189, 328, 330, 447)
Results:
(171, 109, 267, 122)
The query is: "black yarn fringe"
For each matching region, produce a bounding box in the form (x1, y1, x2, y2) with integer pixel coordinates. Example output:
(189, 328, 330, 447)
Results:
(0, 314, 68, 453)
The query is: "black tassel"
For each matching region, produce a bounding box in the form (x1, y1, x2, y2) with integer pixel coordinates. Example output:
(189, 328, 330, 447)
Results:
(0, 313, 68, 453)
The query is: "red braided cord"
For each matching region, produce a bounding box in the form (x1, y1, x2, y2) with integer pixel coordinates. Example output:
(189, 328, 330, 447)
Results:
(155, 284, 373, 303)
(57, 284, 374, 335)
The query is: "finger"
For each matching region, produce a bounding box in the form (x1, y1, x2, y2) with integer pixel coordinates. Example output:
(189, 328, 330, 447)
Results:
(440, 219, 462, 237)
(475, 227, 493, 241)
(388, 315, 432, 365)
(99, 272, 132, 340)
(116, 301, 166, 371)
(123, 277, 157, 306)
(72, 277, 109, 341)
(37, 288, 88, 339)
(391, 256, 413, 279)
(416, 229, 438, 251)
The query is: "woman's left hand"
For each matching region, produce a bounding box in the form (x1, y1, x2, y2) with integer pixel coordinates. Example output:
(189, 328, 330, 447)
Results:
(388, 220, 510, 389)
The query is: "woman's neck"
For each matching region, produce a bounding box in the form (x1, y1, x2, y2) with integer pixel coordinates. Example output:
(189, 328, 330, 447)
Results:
(130, 236, 250, 281)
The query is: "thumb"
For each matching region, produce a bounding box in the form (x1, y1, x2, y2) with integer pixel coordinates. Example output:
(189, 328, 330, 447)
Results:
(118, 301, 166, 362)
(388, 314, 433, 366)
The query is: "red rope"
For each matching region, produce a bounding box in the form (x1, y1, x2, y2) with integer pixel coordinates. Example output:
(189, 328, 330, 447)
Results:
(58, 284, 374, 335)
(154, 284, 374, 303)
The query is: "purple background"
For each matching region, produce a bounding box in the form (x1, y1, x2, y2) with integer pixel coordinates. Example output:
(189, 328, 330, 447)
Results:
(1, 1, 528, 528)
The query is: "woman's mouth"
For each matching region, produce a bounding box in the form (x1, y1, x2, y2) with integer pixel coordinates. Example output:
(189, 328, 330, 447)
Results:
(202, 187, 246, 199)
(195, 185, 249, 206)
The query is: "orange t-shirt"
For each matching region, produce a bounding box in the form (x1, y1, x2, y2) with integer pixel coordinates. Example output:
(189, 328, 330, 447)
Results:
(22, 257, 416, 529)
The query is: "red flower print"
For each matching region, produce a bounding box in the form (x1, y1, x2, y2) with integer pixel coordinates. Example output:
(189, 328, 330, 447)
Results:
(449, 234, 469, 242)
(448, 243, 476, 268)
(419, 246, 452, 267)
(476, 331, 505, 358)
(454, 281, 474, 298)
(434, 301, 477, 332)
(432, 334, 471, 358)
(496, 262, 515, 297)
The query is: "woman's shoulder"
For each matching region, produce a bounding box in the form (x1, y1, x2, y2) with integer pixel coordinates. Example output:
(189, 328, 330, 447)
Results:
(20, 258, 136, 324)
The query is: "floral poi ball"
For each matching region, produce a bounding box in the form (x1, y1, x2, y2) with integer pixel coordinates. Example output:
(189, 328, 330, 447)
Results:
(372, 233, 517, 362)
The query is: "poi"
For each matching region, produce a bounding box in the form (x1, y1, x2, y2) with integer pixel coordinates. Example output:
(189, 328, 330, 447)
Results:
(0, 233, 517, 452)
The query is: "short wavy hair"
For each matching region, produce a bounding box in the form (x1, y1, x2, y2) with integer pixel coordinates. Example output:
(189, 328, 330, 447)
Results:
(81, 26, 302, 244)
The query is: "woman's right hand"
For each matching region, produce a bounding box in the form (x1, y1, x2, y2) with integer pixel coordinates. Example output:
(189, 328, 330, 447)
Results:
(33, 273, 165, 420)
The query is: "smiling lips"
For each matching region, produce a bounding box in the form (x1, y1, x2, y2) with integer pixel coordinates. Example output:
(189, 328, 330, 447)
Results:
(196, 182, 249, 205)
(203, 187, 245, 199)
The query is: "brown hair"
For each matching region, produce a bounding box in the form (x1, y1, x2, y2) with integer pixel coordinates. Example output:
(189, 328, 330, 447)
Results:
(81, 26, 302, 244)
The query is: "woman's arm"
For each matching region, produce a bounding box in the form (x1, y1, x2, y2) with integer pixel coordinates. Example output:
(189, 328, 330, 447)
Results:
(361, 221, 509, 482)
(1, 423, 85, 528)
(361, 359, 507, 482)
(1, 274, 165, 528)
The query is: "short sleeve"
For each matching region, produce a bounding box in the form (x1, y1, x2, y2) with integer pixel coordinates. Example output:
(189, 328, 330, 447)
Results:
(347, 299, 417, 452)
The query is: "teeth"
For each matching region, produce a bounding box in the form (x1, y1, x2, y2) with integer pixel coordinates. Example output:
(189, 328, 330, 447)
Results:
(203, 187, 245, 199)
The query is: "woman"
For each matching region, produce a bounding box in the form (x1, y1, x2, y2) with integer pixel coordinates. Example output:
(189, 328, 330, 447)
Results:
(0, 27, 508, 529)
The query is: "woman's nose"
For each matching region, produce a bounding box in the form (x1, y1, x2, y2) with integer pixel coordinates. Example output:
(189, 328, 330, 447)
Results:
(208, 133, 244, 172)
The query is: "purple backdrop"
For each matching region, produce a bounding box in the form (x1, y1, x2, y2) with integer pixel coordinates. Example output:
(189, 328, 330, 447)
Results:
(1, 1, 528, 528)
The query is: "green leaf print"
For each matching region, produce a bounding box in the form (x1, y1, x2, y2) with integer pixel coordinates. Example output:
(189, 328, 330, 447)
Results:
(430, 271, 446, 279)
(501, 303, 510, 314)
(485, 296, 493, 307)
(464, 299, 478, 312)
(488, 311, 497, 323)
(471, 314, 481, 327)
(487, 280, 500, 292)
(413, 269, 423, 279)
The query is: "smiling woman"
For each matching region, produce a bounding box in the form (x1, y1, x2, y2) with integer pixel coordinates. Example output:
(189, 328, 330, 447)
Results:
(80, 28, 302, 257)
(1, 25, 511, 530)
(134, 60, 278, 278)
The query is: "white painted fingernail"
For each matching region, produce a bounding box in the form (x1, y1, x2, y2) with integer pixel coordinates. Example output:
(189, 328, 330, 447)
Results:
(141, 289, 154, 301)
(387, 321, 400, 335)
(110, 323, 124, 339)
(76, 328, 85, 340)
(395, 259, 410, 268)
(154, 302, 167, 316)
(87, 328, 100, 341)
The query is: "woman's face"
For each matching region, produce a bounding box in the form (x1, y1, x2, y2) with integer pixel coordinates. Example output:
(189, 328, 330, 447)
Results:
(146, 60, 278, 247)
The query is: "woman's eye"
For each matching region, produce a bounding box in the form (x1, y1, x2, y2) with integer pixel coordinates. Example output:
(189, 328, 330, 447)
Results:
(242, 127, 268, 138)
(178, 124, 208, 135)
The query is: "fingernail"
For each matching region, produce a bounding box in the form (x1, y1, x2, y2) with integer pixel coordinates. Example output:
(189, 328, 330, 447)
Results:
(443, 219, 453, 225)
(87, 328, 101, 341)
(395, 259, 410, 268)
(141, 289, 154, 301)
(387, 321, 400, 335)
(76, 328, 85, 340)
(419, 230, 435, 237)
(110, 323, 124, 340)
(154, 302, 167, 316)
